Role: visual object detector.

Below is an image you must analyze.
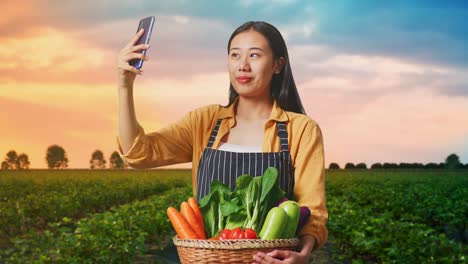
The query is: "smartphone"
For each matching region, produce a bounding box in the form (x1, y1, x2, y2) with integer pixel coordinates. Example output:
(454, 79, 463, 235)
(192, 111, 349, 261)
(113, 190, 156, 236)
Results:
(129, 16, 156, 69)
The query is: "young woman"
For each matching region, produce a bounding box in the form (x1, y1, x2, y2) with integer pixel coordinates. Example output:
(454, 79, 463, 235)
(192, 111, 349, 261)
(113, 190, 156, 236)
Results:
(117, 21, 327, 263)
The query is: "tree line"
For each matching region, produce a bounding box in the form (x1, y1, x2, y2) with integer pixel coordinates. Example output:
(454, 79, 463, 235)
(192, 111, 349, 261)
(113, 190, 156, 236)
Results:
(328, 154, 468, 170)
(1, 146, 467, 171)
(1, 145, 127, 170)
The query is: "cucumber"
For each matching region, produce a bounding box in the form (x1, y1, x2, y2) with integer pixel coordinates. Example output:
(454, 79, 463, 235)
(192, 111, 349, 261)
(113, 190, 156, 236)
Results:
(259, 207, 288, 240)
(279, 200, 300, 238)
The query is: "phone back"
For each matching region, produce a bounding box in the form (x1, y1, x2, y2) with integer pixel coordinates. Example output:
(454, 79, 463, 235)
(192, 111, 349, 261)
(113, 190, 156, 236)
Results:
(130, 16, 155, 69)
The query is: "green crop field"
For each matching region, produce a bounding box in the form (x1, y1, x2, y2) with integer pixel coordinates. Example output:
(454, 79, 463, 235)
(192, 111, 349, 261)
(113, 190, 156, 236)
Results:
(0, 169, 466, 263)
(326, 170, 467, 263)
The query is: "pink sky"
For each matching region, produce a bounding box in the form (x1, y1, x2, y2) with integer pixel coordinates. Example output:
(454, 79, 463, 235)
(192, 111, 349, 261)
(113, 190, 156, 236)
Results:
(1, 2, 468, 168)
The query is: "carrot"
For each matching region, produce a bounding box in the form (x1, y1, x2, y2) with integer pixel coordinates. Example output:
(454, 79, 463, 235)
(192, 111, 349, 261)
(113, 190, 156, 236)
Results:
(181, 202, 206, 239)
(167, 207, 198, 239)
(188, 197, 206, 238)
(188, 197, 204, 225)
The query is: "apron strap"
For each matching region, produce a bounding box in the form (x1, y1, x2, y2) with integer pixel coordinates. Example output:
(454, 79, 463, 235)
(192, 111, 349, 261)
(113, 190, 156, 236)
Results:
(206, 119, 223, 148)
(206, 119, 290, 152)
(276, 122, 289, 152)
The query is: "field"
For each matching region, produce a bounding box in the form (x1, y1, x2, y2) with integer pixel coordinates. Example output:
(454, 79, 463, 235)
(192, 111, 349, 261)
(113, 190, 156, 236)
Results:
(0, 169, 466, 263)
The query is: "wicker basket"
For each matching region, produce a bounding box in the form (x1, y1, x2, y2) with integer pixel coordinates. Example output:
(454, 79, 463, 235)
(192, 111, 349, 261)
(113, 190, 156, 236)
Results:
(173, 236, 300, 264)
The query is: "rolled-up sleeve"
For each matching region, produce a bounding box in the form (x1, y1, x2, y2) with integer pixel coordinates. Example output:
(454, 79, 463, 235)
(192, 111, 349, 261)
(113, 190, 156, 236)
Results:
(116, 111, 194, 169)
(294, 122, 328, 250)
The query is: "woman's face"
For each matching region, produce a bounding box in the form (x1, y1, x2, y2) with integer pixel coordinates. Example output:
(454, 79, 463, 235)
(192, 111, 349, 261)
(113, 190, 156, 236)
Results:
(228, 30, 284, 99)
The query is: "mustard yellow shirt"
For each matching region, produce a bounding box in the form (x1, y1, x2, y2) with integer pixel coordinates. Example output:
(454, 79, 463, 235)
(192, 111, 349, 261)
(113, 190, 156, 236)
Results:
(117, 98, 328, 248)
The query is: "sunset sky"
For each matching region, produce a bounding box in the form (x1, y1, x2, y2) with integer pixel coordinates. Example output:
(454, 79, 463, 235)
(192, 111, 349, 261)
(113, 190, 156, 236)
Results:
(1, 0, 467, 168)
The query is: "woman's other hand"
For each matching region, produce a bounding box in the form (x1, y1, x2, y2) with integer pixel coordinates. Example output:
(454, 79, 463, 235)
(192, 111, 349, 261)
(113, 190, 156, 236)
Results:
(252, 249, 310, 264)
(252, 235, 315, 264)
(117, 28, 150, 88)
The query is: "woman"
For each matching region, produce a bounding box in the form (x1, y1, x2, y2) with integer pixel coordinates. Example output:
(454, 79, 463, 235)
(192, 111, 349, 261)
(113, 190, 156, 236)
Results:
(117, 21, 327, 264)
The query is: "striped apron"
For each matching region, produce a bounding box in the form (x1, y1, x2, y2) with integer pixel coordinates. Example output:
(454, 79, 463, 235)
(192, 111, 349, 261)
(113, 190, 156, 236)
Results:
(155, 119, 295, 263)
(196, 119, 295, 200)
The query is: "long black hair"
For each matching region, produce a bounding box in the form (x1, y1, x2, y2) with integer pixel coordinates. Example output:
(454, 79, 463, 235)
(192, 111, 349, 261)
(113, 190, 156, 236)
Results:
(227, 21, 305, 115)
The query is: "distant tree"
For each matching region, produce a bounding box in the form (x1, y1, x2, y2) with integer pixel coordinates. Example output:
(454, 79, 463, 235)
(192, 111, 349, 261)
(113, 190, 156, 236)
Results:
(425, 163, 440, 169)
(344, 163, 355, 170)
(328, 163, 340, 170)
(382, 163, 398, 169)
(445, 153, 462, 169)
(109, 151, 127, 169)
(3, 150, 19, 170)
(399, 163, 424, 169)
(371, 163, 382, 169)
(399, 162, 410, 169)
(356, 163, 367, 169)
(46, 145, 69, 169)
(90, 150, 106, 169)
(17, 154, 30, 170)
(2, 151, 30, 170)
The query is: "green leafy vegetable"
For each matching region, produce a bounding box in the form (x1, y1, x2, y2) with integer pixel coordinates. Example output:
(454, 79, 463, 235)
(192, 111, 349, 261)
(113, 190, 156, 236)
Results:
(199, 167, 285, 238)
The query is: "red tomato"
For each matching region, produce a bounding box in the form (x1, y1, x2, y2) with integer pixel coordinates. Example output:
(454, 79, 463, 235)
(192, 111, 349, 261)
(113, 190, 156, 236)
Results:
(219, 229, 232, 240)
(244, 228, 257, 239)
(230, 227, 245, 239)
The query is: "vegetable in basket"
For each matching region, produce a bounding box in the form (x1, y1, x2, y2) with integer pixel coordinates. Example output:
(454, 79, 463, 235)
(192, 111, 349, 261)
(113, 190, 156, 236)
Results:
(167, 207, 199, 239)
(215, 228, 257, 240)
(279, 200, 300, 238)
(298, 206, 311, 233)
(277, 197, 311, 234)
(180, 201, 206, 239)
(199, 167, 285, 238)
(258, 207, 288, 239)
(167, 197, 207, 239)
(259, 200, 300, 240)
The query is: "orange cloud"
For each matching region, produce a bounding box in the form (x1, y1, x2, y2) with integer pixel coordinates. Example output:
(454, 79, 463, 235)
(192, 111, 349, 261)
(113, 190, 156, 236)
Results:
(0, 2, 42, 36)
(2, 28, 102, 68)
(0, 26, 114, 85)
(300, 86, 468, 167)
(0, 96, 115, 168)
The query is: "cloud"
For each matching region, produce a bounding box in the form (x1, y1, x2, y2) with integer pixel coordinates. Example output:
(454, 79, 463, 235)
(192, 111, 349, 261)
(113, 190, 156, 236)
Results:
(3, 1, 467, 72)
(289, 44, 468, 98)
(306, 1, 468, 68)
(0, 81, 116, 113)
(279, 21, 317, 42)
(136, 71, 230, 126)
(0, 97, 116, 168)
(309, 88, 468, 167)
(289, 45, 468, 166)
(0, 26, 112, 85)
(0, 15, 233, 84)
(239, 0, 298, 8)
(0, 72, 230, 168)
(0, 28, 104, 71)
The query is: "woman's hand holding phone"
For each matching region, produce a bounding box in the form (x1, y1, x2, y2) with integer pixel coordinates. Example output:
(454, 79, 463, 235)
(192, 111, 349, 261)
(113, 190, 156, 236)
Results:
(117, 28, 150, 89)
(117, 26, 152, 154)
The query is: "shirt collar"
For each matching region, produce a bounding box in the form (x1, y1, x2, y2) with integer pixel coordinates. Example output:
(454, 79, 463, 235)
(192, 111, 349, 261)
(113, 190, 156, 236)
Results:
(218, 97, 288, 122)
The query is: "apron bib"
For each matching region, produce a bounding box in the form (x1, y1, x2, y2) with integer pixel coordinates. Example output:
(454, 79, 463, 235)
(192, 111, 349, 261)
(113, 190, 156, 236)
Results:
(196, 119, 295, 200)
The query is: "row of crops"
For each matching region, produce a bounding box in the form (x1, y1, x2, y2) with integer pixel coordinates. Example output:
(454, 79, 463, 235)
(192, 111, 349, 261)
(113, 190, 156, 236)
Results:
(0, 170, 191, 244)
(0, 169, 192, 263)
(0, 169, 466, 263)
(327, 170, 467, 263)
(2, 186, 192, 263)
